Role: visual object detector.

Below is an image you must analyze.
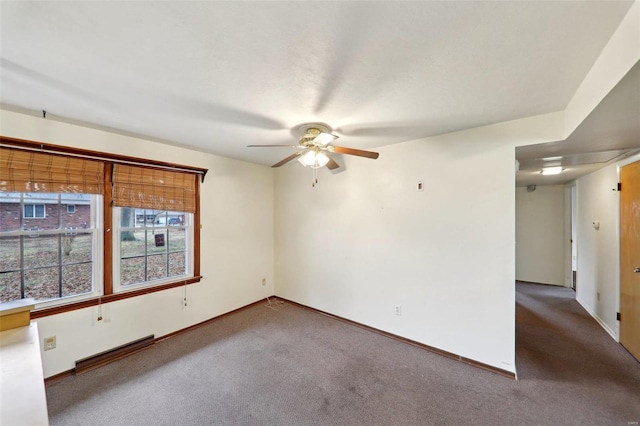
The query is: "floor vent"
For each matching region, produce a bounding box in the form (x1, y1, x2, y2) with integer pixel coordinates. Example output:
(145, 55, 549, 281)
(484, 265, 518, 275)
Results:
(75, 335, 155, 375)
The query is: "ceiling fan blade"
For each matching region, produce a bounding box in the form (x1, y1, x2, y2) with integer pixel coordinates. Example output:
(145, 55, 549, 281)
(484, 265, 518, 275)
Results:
(326, 156, 340, 170)
(331, 145, 379, 160)
(272, 152, 303, 168)
(247, 144, 302, 148)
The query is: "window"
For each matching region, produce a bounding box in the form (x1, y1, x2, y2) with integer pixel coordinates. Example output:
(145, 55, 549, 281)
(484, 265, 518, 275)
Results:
(0, 193, 102, 306)
(24, 204, 46, 218)
(110, 164, 198, 294)
(114, 209, 192, 290)
(0, 141, 206, 314)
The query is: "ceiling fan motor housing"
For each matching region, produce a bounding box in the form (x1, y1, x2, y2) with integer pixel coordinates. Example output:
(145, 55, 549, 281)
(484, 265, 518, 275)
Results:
(295, 123, 331, 145)
(300, 128, 322, 146)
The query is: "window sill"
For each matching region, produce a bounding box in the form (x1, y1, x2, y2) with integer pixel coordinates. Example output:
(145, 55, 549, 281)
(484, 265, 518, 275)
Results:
(30, 276, 202, 319)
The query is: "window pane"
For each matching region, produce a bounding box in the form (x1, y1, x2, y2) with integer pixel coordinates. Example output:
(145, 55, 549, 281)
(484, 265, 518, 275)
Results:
(167, 211, 183, 226)
(121, 230, 145, 257)
(24, 267, 59, 301)
(147, 230, 166, 254)
(61, 194, 90, 228)
(152, 211, 166, 227)
(167, 227, 187, 248)
(23, 235, 58, 268)
(168, 252, 186, 277)
(0, 193, 21, 232)
(0, 236, 21, 270)
(168, 228, 185, 251)
(0, 271, 22, 303)
(147, 253, 167, 281)
(116, 207, 191, 290)
(62, 263, 92, 297)
(120, 207, 137, 228)
(121, 257, 145, 286)
(62, 234, 92, 264)
(1, 192, 99, 305)
(23, 193, 58, 230)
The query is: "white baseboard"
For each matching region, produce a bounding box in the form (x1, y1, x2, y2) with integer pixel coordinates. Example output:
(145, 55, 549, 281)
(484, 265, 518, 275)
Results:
(576, 297, 618, 342)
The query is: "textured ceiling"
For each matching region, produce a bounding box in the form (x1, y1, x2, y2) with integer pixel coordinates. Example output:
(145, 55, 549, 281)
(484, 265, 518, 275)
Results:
(0, 1, 637, 179)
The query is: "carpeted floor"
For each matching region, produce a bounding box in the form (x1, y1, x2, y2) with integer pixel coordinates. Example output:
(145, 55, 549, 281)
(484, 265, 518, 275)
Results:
(46, 282, 640, 425)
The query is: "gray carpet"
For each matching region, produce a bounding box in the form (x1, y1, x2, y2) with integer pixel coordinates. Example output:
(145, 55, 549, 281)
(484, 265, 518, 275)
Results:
(46, 283, 640, 425)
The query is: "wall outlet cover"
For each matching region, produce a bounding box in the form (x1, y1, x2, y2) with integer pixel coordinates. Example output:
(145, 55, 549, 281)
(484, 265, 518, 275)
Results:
(43, 336, 56, 351)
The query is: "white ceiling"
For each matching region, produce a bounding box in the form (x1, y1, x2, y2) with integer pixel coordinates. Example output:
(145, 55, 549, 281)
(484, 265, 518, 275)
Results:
(0, 1, 637, 183)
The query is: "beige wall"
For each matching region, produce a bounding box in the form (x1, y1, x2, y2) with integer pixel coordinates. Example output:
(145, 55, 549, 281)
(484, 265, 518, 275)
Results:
(516, 185, 566, 286)
(1, 110, 275, 377)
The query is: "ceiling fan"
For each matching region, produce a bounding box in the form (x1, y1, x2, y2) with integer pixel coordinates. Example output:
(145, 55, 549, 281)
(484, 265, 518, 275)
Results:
(247, 123, 379, 185)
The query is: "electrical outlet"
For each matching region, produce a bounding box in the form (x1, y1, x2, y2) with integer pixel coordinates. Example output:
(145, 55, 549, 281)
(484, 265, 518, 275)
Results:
(395, 305, 402, 316)
(262, 278, 266, 286)
(43, 336, 56, 351)
(417, 181, 424, 192)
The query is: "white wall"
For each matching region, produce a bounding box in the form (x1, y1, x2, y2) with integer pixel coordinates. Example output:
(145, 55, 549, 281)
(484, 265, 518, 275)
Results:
(515, 185, 566, 286)
(1, 110, 275, 377)
(275, 129, 519, 373)
(575, 153, 640, 341)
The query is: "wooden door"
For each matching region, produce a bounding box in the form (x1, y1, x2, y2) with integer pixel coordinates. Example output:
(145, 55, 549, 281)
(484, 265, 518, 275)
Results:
(620, 160, 640, 361)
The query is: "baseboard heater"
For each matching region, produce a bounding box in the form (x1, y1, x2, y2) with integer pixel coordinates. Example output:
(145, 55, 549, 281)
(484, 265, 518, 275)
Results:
(75, 335, 155, 375)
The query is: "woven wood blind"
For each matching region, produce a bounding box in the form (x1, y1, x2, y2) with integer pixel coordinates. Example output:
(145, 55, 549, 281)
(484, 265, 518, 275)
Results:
(0, 147, 104, 193)
(112, 164, 196, 213)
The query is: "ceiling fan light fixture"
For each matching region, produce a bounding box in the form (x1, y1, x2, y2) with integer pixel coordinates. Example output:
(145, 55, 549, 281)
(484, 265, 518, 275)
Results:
(298, 150, 330, 169)
(313, 132, 339, 146)
(299, 150, 317, 167)
(315, 152, 330, 168)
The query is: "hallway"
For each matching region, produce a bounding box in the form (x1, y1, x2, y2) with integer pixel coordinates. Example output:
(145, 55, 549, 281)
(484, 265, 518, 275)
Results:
(516, 281, 640, 422)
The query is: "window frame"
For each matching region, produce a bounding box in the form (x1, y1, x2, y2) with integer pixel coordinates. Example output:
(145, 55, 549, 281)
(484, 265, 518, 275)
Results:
(1, 194, 103, 307)
(24, 203, 46, 219)
(1, 137, 206, 318)
(112, 208, 194, 293)
(66, 204, 76, 214)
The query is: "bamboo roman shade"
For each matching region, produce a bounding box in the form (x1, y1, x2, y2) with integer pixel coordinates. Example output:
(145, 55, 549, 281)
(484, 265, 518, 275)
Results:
(0, 147, 104, 194)
(112, 164, 197, 213)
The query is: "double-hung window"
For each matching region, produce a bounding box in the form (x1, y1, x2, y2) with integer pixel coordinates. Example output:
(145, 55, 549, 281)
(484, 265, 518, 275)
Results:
(0, 142, 205, 314)
(0, 148, 104, 307)
(24, 204, 46, 218)
(0, 193, 102, 306)
(111, 164, 197, 291)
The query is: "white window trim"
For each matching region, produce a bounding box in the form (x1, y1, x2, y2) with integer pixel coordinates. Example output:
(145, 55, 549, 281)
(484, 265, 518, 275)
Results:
(112, 208, 194, 294)
(66, 204, 76, 213)
(24, 203, 46, 219)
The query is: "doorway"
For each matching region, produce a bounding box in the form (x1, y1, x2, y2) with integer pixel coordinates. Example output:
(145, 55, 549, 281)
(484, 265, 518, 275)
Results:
(571, 185, 577, 291)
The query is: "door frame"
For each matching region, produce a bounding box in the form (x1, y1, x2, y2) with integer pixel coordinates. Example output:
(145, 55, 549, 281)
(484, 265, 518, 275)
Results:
(564, 183, 577, 289)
